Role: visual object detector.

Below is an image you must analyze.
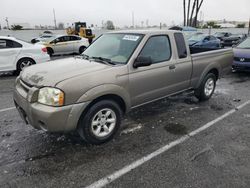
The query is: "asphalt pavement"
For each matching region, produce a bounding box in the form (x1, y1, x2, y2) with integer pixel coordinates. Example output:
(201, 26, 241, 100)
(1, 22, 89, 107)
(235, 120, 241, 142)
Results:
(0, 68, 250, 188)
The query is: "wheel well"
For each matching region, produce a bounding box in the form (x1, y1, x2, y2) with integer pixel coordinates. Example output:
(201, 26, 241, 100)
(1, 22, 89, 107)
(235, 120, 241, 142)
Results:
(79, 46, 86, 52)
(46, 47, 54, 54)
(208, 68, 219, 80)
(17, 57, 35, 69)
(83, 94, 126, 115)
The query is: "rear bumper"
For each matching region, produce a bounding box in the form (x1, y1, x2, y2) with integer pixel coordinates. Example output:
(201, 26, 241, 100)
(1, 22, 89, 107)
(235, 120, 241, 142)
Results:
(13, 88, 89, 132)
(33, 54, 50, 64)
(232, 61, 250, 72)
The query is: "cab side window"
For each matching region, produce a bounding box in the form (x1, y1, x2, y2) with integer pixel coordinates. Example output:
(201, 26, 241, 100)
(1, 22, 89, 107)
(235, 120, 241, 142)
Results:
(139, 35, 171, 64)
(174, 33, 187, 59)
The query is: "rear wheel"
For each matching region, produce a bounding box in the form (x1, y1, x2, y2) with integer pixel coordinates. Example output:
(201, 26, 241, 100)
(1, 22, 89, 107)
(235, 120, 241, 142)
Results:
(77, 100, 122, 145)
(16, 58, 35, 75)
(195, 73, 216, 101)
(47, 47, 54, 56)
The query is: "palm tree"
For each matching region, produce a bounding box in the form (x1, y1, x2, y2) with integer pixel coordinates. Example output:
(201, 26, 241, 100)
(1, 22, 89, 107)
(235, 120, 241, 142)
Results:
(189, 0, 197, 27)
(187, 0, 191, 26)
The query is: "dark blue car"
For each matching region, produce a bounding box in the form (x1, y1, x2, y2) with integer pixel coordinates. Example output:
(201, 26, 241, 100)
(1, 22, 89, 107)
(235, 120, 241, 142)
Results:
(188, 34, 221, 48)
(233, 37, 250, 72)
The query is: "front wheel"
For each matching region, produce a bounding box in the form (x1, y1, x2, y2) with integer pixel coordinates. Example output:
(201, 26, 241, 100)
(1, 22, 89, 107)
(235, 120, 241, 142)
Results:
(195, 73, 216, 101)
(77, 100, 122, 145)
(79, 46, 86, 54)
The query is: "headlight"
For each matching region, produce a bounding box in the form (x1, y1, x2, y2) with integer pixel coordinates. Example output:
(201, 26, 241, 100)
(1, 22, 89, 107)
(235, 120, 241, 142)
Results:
(38, 87, 64, 106)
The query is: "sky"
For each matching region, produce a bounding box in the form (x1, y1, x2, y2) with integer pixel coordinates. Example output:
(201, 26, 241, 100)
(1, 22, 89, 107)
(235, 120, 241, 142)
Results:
(0, 0, 249, 27)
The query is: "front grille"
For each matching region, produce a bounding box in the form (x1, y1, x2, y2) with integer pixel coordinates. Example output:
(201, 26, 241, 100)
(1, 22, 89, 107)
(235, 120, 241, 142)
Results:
(234, 57, 250, 62)
(19, 79, 31, 93)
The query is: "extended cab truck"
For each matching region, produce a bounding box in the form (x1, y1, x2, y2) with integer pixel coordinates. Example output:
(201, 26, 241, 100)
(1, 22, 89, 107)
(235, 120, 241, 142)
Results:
(14, 30, 233, 144)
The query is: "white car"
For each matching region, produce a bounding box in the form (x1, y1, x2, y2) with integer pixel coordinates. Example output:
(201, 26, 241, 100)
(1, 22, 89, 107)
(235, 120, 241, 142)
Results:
(39, 35, 89, 56)
(0, 36, 50, 74)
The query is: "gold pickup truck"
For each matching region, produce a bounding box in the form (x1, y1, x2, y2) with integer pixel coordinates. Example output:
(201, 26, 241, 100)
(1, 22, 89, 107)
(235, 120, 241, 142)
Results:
(14, 30, 233, 144)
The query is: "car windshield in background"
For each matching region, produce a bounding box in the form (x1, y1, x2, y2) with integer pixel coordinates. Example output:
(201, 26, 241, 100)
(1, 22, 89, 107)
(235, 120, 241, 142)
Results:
(82, 33, 143, 64)
(236, 38, 250, 49)
(188, 34, 205, 42)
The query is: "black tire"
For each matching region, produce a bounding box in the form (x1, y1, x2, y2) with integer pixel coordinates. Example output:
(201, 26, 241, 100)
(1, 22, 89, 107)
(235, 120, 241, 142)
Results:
(15, 58, 35, 75)
(88, 38, 93, 44)
(47, 47, 54, 56)
(77, 100, 122, 145)
(194, 73, 217, 101)
(79, 46, 86, 54)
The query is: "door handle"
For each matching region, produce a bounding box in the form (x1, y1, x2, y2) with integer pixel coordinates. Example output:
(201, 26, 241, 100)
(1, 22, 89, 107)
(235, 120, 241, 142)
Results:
(169, 65, 176, 70)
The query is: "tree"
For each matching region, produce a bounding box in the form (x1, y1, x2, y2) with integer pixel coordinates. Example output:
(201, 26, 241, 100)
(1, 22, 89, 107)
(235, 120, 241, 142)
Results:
(183, 0, 204, 27)
(106, 20, 115, 30)
(187, 0, 191, 26)
(236, 23, 245, 28)
(11, 25, 23, 30)
(183, 0, 186, 26)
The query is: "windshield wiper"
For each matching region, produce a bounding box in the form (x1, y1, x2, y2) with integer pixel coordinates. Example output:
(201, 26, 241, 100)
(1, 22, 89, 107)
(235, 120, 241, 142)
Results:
(89, 56, 116, 65)
(79, 54, 90, 60)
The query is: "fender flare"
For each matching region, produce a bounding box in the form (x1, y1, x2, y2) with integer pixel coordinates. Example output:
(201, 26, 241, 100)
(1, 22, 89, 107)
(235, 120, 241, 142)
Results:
(195, 63, 221, 89)
(76, 84, 131, 112)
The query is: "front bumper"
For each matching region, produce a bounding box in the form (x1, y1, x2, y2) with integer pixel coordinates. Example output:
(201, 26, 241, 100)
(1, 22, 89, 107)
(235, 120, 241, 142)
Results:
(232, 61, 250, 72)
(13, 82, 89, 132)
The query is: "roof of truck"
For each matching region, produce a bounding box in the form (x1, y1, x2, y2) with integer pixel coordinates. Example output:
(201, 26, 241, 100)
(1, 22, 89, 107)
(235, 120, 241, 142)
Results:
(108, 29, 182, 35)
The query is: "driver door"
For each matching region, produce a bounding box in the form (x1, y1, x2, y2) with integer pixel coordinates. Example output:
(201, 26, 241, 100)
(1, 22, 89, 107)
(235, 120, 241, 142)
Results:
(129, 35, 178, 107)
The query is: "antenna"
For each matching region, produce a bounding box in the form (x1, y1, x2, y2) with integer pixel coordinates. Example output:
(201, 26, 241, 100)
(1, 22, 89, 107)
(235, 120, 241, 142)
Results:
(53, 8, 57, 29)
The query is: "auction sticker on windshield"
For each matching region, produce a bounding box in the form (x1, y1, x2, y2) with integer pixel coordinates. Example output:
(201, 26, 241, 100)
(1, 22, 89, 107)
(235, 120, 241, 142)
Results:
(123, 35, 140, 41)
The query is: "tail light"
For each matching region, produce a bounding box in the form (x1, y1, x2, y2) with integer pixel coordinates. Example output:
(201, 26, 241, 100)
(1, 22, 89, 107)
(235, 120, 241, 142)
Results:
(42, 47, 47, 53)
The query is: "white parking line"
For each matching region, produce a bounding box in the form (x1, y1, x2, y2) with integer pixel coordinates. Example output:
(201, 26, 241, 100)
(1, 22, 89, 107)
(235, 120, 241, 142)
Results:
(0, 107, 15, 113)
(85, 100, 250, 188)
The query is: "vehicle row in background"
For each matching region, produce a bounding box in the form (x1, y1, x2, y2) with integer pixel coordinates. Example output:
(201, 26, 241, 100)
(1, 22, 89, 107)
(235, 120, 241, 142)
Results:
(188, 33, 221, 49)
(221, 34, 248, 47)
(31, 31, 54, 44)
(0, 36, 50, 74)
(213, 32, 232, 41)
(38, 35, 89, 56)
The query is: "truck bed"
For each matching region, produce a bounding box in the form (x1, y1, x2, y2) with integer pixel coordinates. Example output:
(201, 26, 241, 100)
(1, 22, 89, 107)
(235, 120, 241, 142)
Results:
(190, 48, 233, 88)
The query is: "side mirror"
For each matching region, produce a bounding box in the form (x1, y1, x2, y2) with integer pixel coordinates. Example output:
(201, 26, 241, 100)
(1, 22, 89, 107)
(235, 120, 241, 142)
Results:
(133, 56, 152, 68)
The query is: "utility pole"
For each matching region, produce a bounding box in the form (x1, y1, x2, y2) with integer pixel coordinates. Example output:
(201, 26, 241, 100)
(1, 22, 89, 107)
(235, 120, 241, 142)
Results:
(5, 17, 9, 30)
(132, 11, 134, 28)
(53, 8, 57, 30)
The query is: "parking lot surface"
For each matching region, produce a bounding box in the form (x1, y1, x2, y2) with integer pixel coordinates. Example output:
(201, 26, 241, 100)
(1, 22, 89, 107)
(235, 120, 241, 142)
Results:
(0, 67, 250, 188)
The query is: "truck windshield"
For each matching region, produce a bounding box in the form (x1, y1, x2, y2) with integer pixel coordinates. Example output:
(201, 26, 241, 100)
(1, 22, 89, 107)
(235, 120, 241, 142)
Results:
(82, 33, 143, 64)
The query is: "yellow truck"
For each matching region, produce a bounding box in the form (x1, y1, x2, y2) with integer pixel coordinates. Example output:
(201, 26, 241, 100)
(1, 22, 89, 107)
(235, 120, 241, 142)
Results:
(66, 22, 95, 44)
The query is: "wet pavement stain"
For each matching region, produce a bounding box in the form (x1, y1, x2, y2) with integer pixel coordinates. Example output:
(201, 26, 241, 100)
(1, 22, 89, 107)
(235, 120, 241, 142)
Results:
(210, 104, 224, 111)
(164, 123, 188, 135)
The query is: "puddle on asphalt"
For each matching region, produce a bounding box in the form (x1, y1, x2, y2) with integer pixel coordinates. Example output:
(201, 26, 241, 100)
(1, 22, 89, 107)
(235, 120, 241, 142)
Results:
(164, 123, 188, 135)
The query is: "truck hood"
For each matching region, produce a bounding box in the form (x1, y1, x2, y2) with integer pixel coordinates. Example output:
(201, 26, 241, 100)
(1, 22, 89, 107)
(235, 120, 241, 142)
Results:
(20, 57, 110, 87)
